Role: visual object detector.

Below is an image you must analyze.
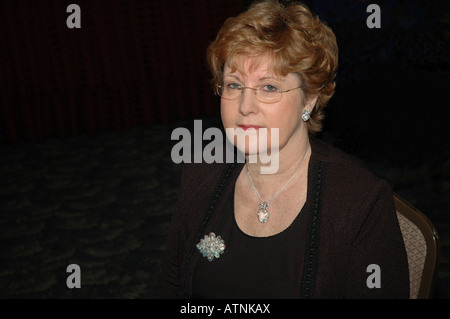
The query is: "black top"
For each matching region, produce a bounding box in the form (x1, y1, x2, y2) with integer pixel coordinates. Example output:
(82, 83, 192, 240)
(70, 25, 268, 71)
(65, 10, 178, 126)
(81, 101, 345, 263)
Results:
(192, 185, 305, 299)
(156, 136, 410, 299)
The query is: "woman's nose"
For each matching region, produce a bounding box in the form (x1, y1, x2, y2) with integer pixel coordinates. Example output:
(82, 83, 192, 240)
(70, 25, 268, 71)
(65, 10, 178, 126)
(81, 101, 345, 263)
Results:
(238, 88, 259, 116)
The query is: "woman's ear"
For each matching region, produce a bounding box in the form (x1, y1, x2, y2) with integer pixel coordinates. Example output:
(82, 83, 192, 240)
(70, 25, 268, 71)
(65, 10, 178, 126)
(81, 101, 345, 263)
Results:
(305, 95, 318, 113)
(306, 95, 318, 113)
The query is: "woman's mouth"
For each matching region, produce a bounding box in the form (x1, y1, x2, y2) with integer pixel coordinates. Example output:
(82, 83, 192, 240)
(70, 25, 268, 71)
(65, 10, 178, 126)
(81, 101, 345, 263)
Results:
(238, 125, 263, 131)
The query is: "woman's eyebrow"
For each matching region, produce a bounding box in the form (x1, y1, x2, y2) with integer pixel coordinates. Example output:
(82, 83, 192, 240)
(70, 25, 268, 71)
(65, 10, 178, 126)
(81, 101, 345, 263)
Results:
(224, 74, 283, 82)
(223, 74, 242, 81)
(258, 75, 283, 82)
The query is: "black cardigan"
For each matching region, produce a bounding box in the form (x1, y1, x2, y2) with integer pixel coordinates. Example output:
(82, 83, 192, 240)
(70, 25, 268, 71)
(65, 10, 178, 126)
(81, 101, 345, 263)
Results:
(156, 136, 409, 298)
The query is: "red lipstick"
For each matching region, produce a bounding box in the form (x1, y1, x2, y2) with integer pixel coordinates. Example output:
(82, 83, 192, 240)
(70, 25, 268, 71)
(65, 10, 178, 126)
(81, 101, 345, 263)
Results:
(239, 125, 263, 131)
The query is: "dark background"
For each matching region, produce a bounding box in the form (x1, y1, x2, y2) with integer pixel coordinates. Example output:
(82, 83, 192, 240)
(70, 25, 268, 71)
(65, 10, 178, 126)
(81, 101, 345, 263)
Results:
(0, 0, 448, 298)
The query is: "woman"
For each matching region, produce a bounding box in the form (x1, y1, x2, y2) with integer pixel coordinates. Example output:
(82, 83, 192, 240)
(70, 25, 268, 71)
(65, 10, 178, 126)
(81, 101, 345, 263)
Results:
(156, 0, 409, 298)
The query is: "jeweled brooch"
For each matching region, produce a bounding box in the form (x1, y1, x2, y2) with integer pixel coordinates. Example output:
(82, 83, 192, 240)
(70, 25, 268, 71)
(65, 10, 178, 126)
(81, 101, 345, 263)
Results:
(196, 232, 225, 261)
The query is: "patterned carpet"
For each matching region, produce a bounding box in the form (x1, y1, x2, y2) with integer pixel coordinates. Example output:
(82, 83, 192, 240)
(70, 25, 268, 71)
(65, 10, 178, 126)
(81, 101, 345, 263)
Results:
(0, 118, 449, 298)
(0, 123, 182, 298)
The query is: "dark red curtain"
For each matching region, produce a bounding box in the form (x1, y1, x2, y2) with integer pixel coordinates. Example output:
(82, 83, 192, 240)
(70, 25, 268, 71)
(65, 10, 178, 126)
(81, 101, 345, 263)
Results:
(0, 0, 244, 144)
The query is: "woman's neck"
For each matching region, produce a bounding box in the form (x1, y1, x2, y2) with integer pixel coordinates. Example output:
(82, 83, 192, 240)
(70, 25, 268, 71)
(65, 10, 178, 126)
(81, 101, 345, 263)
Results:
(245, 129, 310, 184)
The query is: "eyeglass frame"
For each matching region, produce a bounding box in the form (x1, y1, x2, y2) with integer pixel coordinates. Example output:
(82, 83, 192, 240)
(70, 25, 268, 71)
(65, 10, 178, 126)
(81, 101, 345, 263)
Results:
(214, 84, 304, 104)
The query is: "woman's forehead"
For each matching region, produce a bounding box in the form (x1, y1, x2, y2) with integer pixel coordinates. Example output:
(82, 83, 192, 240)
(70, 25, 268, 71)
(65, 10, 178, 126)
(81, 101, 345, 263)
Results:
(223, 55, 301, 85)
(224, 54, 283, 79)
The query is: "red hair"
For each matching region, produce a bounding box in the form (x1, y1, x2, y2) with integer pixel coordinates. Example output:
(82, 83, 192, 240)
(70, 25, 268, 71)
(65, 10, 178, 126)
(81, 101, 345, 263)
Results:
(207, 0, 338, 133)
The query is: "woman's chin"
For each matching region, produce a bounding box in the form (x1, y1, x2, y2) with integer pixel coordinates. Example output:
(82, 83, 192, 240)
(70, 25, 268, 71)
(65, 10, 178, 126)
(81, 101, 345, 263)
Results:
(236, 144, 275, 157)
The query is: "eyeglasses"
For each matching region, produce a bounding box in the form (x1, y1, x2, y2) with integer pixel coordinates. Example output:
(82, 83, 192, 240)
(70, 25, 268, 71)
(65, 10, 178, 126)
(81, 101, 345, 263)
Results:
(215, 83, 303, 104)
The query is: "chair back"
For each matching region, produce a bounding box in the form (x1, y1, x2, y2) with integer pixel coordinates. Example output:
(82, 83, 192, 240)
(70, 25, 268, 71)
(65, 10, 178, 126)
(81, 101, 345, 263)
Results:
(394, 193, 440, 299)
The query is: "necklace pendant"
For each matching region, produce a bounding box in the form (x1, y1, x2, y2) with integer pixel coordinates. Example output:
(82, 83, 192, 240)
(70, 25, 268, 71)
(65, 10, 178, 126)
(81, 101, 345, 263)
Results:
(257, 202, 270, 223)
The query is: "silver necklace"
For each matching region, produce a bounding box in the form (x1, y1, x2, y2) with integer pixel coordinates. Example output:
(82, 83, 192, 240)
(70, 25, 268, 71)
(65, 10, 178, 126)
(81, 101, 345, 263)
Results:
(246, 148, 309, 223)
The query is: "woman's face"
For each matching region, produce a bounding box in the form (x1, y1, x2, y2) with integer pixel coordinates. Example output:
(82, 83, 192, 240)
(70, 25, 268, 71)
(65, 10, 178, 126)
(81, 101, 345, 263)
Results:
(221, 54, 312, 156)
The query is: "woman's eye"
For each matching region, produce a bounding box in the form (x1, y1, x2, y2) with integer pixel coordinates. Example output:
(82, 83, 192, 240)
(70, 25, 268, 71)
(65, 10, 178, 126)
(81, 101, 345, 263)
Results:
(226, 82, 242, 90)
(261, 85, 278, 92)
